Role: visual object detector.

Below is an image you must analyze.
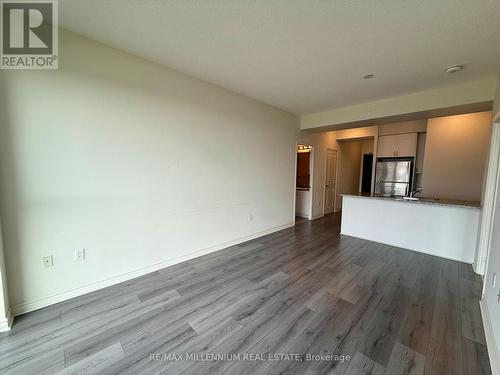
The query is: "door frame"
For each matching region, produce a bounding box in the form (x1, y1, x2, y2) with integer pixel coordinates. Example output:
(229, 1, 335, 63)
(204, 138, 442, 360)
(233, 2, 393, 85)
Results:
(293, 143, 315, 222)
(475, 110, 500, 276)
(307, 146, 315, 220)
(324, 148, 338, 215)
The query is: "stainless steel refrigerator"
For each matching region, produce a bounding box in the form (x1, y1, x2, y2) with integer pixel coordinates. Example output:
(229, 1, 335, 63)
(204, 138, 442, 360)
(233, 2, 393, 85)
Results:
(375, 160, 412, 196)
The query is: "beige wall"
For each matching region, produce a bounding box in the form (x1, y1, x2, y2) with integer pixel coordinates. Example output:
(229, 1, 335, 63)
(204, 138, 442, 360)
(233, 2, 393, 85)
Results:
(301, 77, 497, 130)
(493, 73, 500, 118)
(379, 120, 427, 135)
(335, 126, 378, 140)
(299, 126, 378, 217)
(298, 131, 337, 218)
(336, 141, 362, 209)
(422, 111, 492, 201)
(361, 139, 374, 154)
(300, 126, 378, 217)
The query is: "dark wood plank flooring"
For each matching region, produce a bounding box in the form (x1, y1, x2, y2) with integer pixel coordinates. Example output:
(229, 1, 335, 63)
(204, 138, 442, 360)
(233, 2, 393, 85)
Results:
(0, 214, 491, 374)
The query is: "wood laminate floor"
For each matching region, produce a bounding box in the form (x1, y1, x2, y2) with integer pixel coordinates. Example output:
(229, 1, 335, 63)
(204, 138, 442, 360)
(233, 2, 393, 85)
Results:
(294, 216, 309, 224)
(0, 214, 491, 374)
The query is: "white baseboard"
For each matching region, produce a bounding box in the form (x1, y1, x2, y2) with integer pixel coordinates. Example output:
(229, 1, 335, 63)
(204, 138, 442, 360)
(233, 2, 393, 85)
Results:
(0, 308, 13, 332)
(472, 261, 481, 275)
(10, 222, 294, 317)
(310, 213, 324, 220)
(480, 299, 500, 375)
(472, 261, 486, 279)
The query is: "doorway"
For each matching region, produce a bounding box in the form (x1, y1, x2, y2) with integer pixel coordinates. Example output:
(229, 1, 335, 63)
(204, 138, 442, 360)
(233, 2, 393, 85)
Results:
(295, 144, 313, 221)
(334, 137, 375, 210)
(324, 148, 338, 215)
(360, 153, 374, 193)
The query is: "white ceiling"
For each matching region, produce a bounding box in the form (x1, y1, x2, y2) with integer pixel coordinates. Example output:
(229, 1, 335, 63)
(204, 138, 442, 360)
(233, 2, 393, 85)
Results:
(59, 0, 500, 115)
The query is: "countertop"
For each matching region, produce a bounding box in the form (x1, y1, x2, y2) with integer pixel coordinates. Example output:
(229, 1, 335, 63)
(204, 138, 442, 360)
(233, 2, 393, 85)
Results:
(341, 193, 481, 209)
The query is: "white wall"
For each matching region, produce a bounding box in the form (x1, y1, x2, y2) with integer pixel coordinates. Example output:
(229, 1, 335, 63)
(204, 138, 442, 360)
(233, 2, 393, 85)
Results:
(482, 75, 500, 370)
(295, 190, 311, 218)
(0, 30, 298, 314)
(0, 220, 10, 330)
(422, 112, 491, 201)
(483, 156, 500, 369)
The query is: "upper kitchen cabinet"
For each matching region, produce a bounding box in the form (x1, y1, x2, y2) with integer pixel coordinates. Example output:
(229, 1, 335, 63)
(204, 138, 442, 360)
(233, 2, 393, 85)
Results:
(377, 133, 417, 157)
(377, 135, 397, 157)
(396, 133, 418, 156)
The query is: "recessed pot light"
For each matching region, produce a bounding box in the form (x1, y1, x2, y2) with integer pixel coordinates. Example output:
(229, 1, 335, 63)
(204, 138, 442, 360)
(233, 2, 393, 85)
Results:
(363, 74, 374, 79)
(445, 65, 464, 74)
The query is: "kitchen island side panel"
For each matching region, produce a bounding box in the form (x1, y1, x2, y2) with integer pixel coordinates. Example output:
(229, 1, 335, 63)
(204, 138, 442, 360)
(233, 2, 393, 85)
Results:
(340, 195, 480, 263)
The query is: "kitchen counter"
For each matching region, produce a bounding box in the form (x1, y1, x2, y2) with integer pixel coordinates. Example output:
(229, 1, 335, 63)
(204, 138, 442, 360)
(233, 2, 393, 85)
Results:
(341, 193, 481, 263)
(341, 193, 481, 209)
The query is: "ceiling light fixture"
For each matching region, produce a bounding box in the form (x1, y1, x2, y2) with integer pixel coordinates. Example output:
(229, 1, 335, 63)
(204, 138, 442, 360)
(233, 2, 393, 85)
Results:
(363, 74, 374, 79)
(445, 64, 464, 74)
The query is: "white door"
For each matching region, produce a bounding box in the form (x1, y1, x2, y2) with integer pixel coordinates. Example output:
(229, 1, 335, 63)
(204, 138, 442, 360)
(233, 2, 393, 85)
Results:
(377, 135, 397, 157)
(324, 149, 338, 214)
(396, 133, 418, 157)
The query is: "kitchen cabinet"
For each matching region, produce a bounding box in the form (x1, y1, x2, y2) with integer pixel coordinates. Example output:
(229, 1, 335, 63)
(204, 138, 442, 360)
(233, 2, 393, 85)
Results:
(377, 133, 417, 157)
(396, 133, 418, 157)
(377, 135, 397, 157)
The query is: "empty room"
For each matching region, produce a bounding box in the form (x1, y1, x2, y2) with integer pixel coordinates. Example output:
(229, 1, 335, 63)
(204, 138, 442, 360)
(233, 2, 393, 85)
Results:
(1, 1, 500, 374)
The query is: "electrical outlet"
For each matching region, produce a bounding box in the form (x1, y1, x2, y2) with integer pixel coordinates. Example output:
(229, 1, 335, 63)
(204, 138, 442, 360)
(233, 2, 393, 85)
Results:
(75, 248, 85, 261)
(493, 273, 497, 288)
(42, 255, 53, 269)
(249, 214, 254, 222)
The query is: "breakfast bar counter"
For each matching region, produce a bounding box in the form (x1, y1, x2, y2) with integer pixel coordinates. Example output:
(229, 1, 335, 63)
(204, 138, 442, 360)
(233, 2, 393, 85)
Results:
(340, 193, 481, 263)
